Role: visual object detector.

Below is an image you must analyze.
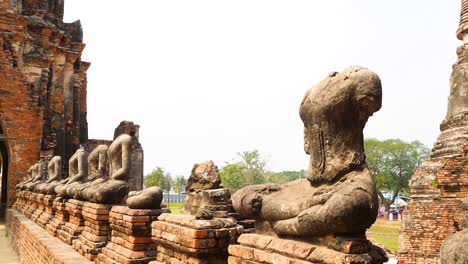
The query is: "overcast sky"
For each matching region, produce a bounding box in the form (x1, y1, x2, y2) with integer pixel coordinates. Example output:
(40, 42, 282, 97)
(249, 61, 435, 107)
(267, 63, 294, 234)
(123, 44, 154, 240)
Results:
(64, 0, 460, 176)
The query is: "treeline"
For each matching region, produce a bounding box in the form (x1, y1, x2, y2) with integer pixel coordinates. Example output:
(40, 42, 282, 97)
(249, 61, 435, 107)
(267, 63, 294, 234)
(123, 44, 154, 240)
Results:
(144, 138, 430, 209)
(144, 150, 305, 194)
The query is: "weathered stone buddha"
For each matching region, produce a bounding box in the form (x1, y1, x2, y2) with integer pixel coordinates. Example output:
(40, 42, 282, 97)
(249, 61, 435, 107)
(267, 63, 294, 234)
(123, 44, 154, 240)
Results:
(232, 66, 381, 237)
(81, 134, 133, 204)
(55, 146, 88, 198)
(72, 144, 109, 200)
(42, 156, 65, 195)
(24, 160, 46, 192)
(16, 165, 34, 190)
(35, 156, 62, 194)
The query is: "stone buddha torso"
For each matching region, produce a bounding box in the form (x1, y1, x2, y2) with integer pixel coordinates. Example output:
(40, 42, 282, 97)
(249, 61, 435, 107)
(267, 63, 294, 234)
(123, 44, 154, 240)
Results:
(81, 134, 132, 204)
(73, 144, 108, 200)
(25, 161, 45, 192)
(55, 147, 88, 198)
(17, 165, 34, 190)
(232, 66, 381, 237)
(41, 156, 64, 195)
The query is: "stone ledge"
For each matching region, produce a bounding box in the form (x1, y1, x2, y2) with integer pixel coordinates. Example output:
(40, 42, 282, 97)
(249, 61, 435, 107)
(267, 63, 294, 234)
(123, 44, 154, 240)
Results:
(6, 209, 93, 264)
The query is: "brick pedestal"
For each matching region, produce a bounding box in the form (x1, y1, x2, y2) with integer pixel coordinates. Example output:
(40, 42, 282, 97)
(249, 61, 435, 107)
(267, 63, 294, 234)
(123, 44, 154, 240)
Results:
(96, 206, 170, 264)
(183, 188, 232, 218)
(57, 199, 85, 244)
(37, 195, 55, 228)
(72, 202, 112, 261)
(24, 192, 38, 218)
(12, 191, 26, 212)
(228, 234, 384, 264)
(150, 213, 242, 264)
(30, 193, 45, 223)
(46, 198, 69, 236)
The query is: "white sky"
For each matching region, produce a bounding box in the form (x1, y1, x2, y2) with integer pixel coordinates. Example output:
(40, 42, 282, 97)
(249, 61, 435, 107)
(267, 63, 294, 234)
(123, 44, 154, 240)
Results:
(64, 0, 460, 176)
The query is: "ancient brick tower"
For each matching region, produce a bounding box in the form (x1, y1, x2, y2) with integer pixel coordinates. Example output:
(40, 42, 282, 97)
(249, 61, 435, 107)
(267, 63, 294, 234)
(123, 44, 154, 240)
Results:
(0, 0, 89, 208)
(398, 1, 468, 263)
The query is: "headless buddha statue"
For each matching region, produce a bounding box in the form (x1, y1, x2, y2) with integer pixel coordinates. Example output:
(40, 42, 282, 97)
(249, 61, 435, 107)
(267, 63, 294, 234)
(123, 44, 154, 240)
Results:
(81, 134, 132, 204)
(55, 146, 88, 198)
(232, 66, 382, 237)
(16, 165, 34, 190)
(40, 156, 65, 195)
(73, 144, 109, 200)
(24, 161, 45, 192)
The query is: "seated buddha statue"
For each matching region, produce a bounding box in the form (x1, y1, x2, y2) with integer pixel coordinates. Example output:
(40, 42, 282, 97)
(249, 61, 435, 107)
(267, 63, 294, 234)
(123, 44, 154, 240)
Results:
(232, 66, 382, 237)
(73, 144, 109, 200)
(80, 134, 132, 204)
(55, 146, 88, 198)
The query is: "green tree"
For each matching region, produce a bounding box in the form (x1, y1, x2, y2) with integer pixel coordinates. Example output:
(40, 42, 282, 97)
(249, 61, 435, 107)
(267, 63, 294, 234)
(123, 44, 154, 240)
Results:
(364, 138, 430, 211)
(172, 175, 187, 202)
(145, 167, 165, 188)
(268, 170, 306, 183)
(220, 163, 245, 191)
(220, 150, 267, 192)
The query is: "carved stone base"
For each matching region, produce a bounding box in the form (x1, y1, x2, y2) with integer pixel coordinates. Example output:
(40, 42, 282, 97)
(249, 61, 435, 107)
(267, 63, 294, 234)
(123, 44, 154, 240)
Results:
(228, 234, 388, 264)
(57, 199, 85, 244)
(46, 198, 69, 237)
(96, 206, 169, 264)
(151, 213, 242, 264)
(37, 195, 55, 228)
(72, 202, 112, 261)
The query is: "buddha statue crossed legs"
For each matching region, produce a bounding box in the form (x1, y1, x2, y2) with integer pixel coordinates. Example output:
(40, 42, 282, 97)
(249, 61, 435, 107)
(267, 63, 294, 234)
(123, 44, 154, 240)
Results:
(24, 161, 45, 192)
(55, 146, 88, 198)
(81, 134, 132, 204)
(73, 144, 109, 200)
(233, 66, 382, 237)
(16, 165, 34, 190)
(40, 156, 65, 195)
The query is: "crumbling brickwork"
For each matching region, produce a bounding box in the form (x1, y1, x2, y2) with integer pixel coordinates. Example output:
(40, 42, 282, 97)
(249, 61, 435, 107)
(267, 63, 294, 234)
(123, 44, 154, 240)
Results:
(7, 209, 92, 264)
(399, 144, 468, 263)
(398, 2, 468, 262)
(0, 0, 89, 207)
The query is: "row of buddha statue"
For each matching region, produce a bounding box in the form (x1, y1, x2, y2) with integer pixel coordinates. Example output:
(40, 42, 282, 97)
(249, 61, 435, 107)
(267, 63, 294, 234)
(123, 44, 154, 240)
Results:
(15, 134, 162, 208)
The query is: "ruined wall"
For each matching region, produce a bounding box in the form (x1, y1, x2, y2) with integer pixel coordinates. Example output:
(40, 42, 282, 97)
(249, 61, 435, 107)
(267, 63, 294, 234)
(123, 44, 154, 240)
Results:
(399, 144, 468, 263)
(398, 2, 468, 262)
(0, 0, 89, 206)
(7, 209, 92, 264)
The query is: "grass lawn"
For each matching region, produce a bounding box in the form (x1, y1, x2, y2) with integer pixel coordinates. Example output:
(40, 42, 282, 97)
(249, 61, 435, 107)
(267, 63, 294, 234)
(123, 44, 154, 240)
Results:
(165, 202, 183, 214)
(371, 234, 399, 253)
(367, 218, 400, 253)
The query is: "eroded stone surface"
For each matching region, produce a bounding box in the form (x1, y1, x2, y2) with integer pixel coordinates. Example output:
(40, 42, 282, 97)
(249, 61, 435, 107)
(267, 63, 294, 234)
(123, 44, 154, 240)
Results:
(186, 160, 221, 192)
(232, 66, 381, 238)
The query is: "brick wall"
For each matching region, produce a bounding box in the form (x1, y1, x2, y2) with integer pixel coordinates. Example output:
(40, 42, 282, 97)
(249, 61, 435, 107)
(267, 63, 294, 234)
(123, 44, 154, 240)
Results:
(6, 209, 92, 264)
(398, 142, 468, 263)
(0, 0, 89, 207)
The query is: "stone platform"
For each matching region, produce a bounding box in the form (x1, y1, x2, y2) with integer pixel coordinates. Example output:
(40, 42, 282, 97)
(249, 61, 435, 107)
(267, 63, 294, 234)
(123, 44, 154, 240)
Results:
(150, 213, 243, 264)
(7, 209, 92, 264)
(46, 197, 69, 236)
(58, 199, 85, 245)
(37, 194, 56, 228)
(24, 192, 39, 218)
(97, 206, 169, 264)
(72, 202, 112, 261)
(228, 234, 387, 264)
(183, 188, 232, 218)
